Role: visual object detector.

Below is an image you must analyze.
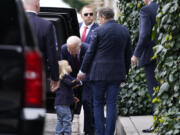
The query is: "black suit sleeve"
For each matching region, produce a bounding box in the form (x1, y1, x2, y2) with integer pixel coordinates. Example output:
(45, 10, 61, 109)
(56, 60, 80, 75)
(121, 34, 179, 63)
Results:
(60, 45, 67, 60)
(134, 8, 152, 58)
(46, 23, 59, 81)
(81, 30, 98, 73)
(125, 33, 132, 75)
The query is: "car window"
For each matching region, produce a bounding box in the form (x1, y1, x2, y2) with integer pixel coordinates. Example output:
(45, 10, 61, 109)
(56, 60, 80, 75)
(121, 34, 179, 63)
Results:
(0, 1, 21, 45)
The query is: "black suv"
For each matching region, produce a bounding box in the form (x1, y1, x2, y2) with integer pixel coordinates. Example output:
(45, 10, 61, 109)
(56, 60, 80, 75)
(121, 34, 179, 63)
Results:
(0, 0, 45, 135)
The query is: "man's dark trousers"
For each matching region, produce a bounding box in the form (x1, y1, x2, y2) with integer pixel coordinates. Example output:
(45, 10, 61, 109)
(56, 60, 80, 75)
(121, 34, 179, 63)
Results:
(91, 81, 120, 135)
(144, 61, 159, 110)
(82, 81, 94, 134)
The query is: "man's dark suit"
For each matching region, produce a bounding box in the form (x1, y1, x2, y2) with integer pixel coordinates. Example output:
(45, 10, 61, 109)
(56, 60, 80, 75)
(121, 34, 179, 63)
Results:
(54, 75, 80, 106)
(79, 22, 98, 134)
(61, 43, 88, 78)
(79, 23, 98, 44)
(134, 2, 159, 99)
(81, 20, 132, 81)
(60, 43, 88, 115)
(80, 20, 132, 135)
(27, 12, 59, 81)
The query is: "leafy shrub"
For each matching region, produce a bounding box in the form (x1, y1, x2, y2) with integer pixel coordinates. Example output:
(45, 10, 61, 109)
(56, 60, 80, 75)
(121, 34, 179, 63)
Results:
(152, 0, 180, 134)
(117, 0, 180, 134)
(117, 0, 152, 116)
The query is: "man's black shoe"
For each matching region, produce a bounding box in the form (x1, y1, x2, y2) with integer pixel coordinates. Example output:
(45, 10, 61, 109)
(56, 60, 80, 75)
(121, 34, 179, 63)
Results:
(84, 132, 95, 135)
(142, 125, 155, 133)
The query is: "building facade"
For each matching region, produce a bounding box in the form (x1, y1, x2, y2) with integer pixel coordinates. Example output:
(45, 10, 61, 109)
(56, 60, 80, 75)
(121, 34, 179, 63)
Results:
(84, 0, 119, 19)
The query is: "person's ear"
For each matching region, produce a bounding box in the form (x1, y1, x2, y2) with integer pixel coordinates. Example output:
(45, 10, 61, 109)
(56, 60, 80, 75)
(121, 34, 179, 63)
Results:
(35, 0, 40, 12)
(102, 15, 106, 23)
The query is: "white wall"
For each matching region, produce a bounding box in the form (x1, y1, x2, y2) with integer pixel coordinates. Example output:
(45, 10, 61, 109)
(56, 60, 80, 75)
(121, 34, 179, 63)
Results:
(40, 0, 71, 8)
(40, 0, 82, 22)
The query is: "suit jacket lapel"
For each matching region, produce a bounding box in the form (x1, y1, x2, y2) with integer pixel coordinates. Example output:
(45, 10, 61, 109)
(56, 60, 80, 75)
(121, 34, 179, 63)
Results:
(85, 23, 96, 43)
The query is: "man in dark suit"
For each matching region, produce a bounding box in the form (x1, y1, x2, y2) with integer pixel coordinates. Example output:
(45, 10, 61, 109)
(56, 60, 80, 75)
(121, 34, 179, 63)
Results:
(60, 36, 91, 127)
(131, 0, 159, 133)
(61, 36, 88, 82)
(79, 5, 98, 44)
(77, 7, 132, 135)
(79, 5, 98, 135)
(23, 0, 59, 91)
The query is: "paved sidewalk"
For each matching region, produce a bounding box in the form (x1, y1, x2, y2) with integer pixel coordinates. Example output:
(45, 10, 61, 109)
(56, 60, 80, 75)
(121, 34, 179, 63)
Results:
(116, 115, 157, 135)
(44, 112, 156, 135)
(72, 110, 84, 135)
(44, 110, 84, 135)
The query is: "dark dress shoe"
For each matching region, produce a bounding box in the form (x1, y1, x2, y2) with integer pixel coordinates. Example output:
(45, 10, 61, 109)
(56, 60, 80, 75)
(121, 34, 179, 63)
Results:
(85, 131, 95, 135)
(142, 126, 155, 133)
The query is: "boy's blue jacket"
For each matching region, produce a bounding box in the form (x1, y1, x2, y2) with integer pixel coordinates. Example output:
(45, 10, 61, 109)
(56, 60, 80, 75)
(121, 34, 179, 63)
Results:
(55, 74, 80, 106)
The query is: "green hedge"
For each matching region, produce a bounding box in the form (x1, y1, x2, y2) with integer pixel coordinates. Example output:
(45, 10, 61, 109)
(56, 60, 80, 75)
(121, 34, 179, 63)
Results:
(117, 0, 152, 116)
(117, 0, 180, 134)
(152, 0, 180, 134)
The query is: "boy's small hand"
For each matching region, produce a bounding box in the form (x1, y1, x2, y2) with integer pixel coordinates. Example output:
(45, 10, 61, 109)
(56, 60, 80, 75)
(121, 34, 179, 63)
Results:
(74, 97, 80, 103)
(50, 80, 60, 92)
(72, 79, 80, 83)
(72, 84, 80, 89)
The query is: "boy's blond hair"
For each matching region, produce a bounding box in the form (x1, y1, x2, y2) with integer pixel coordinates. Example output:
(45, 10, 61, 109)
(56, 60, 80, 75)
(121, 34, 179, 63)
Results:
(58, 60, 69, 80)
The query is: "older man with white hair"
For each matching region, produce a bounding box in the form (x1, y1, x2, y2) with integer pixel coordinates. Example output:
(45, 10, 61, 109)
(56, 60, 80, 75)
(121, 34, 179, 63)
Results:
(61, 36, 94, 134)
(61, 36, 87, 77)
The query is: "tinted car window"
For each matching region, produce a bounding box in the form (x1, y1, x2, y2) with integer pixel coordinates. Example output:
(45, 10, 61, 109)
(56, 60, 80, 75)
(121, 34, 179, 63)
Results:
(0, 0, 21, 45)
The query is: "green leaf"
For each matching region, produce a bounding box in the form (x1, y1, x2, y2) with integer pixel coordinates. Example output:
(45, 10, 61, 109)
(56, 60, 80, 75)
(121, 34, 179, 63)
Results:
(135, 76, 140, 81)
(162, 14, 169, 25)
(162, 3, 172, 14)
(159, 82, 170, 93)
(165, 34, 169, 41)
(153, 45, 164, 55)
(174, 83, 179, 92)
(169, 3, 178, 13)
(152, 24, 157, 40)
(169, 74, 174, 82)
(162, 94, 169, 100)
(174, 129, 180, 134)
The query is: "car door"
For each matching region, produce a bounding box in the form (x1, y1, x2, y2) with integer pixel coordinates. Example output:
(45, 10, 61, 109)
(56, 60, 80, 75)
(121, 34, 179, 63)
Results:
(0, 0, 24, 133)
(39, 7, 80, 59)
(0, 0, 45, 135)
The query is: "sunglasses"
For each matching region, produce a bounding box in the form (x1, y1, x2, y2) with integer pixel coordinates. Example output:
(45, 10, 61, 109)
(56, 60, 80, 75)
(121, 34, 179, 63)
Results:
(84, 13, 94, 17)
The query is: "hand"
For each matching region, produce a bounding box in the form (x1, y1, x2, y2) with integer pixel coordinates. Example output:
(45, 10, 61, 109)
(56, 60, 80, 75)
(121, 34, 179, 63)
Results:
(74, 97, 80, 104)
(131, 55, 138, 65)
(50, 80, 60, 92)
(72, 79, 80, 83)
(72, 84, 80, 89)
(77, 71, 86, 81)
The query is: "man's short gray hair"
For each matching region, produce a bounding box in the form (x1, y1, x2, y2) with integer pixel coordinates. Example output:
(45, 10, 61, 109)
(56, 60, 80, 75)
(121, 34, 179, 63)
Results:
(67, 36, 81, 47)
(97, 7, 114, 20)
(23, 0, 39, 4)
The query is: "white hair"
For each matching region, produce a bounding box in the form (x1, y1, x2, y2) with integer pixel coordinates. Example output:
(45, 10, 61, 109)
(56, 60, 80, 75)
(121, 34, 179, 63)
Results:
(23, 0, 40, 12)
(67, 36, 81, 47)
(23, 0, 39, 4)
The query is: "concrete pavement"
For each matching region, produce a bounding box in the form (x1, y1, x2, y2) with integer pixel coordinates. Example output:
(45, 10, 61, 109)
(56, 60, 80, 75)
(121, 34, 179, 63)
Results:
(44, 110, 84, 135)
(44, 111, 156, 135)
(116, 116, 157, 135)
